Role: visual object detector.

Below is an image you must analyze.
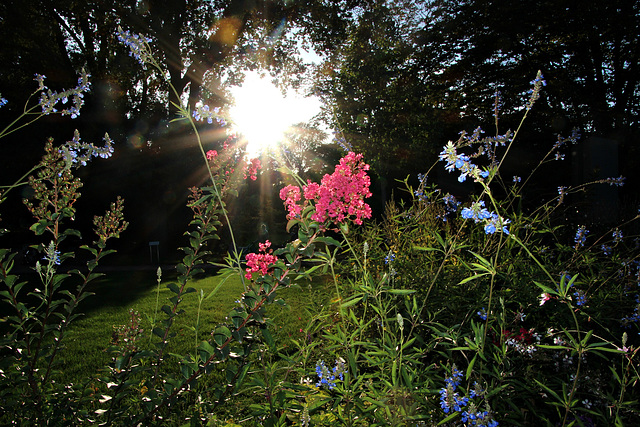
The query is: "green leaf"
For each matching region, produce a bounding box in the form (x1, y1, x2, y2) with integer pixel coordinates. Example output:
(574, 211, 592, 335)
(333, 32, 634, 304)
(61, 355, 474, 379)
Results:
(386, 289, 416, 295)
(166, 282, 180, 294)
(315, 236, 342, 247)
(213, 326, 232, 346)
(466, 354, 477, 380)
(261, 326, 275, 349)
(29, 220, 50, 235)
(340, 296, 363, 309)
(438, 412, 459, 425)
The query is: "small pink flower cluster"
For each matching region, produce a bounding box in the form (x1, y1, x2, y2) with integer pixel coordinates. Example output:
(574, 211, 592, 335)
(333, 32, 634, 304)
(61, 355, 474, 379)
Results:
(244, 158, 261, 180)
(245, 240, 278, 279)
(280, 185, 302, 219)
(279, 152, 372, 226)
(206, 149, 218, 161)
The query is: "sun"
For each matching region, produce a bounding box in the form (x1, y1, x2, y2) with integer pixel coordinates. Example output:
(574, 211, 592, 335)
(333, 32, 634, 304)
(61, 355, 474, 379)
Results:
(229, 71, 320, 157)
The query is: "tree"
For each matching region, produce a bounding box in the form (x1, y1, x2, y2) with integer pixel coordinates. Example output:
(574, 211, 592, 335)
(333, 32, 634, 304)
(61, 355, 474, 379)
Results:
(313, 0, 445, 182)
(421, 0, 639, 137)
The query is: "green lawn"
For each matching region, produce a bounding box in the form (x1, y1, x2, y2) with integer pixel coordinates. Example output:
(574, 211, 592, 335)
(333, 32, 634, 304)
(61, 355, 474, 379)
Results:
(56, 267, 331, 385)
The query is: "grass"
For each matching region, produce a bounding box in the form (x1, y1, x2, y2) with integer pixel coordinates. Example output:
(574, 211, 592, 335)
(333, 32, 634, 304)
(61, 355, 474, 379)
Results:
(55, 267, 333, 386)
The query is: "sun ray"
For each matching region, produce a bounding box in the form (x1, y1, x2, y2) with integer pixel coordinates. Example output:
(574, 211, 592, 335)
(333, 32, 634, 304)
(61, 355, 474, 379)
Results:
(229, 71, 321, 157)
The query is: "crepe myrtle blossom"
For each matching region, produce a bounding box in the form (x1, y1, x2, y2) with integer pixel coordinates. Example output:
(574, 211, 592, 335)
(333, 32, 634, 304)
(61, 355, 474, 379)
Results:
(280, 185, 303, 219)
(244, 240, 278, 279)
(280, 152, 372, 227)
(243, 158, 261, 181)
(206, 150, 218, 161)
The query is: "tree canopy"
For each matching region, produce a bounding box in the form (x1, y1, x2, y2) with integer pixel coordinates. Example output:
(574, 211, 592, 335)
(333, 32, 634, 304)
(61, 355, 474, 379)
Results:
(1, 0, 638, 250)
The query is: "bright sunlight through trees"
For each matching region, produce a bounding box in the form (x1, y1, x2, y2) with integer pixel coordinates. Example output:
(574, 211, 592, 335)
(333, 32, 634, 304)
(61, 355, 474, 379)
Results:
(229, 71, 321, 157)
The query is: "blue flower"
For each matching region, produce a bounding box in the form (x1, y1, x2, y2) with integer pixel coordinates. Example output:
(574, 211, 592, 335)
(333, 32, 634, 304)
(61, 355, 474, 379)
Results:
(573, 289, 587, 306)
(315, 359, 346, 390)
(460, 201, 509, 234)
(604, 176, 625, 187)
(526, 70, 546, 111)
(384, 251, 396, 265)
(117, 28, 153, 65)
(574, 226, 588, 248)
(414, 189, 427, 202)
(461, 207, 474, 220)
(613, 229, 623, 244)
(477, 308, 487, 320)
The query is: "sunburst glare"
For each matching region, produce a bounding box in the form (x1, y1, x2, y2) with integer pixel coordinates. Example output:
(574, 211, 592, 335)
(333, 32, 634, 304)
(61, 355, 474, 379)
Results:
(229, 71, 321, 157)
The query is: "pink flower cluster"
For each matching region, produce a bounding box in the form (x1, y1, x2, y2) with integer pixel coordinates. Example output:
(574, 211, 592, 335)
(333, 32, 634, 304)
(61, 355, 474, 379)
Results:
(280, 185, 302, 219)
(279, 152, 372, 226)
(245, 240, 278, 279)
(206, 149, 218, 161)
(244, 158, 261, 180)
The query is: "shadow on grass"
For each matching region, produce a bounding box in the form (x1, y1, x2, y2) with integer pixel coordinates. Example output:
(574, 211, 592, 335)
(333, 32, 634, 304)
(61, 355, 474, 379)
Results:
(78, 265, 220, 315)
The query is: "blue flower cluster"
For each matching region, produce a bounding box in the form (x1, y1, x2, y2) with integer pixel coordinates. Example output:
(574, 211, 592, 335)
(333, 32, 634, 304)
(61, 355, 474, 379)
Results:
(414, 188, 427, 202)
(557, 186, 567, 204)
(439, 141, 490, 183)
(493, 90, 503, 121)
(526, 70, 546, 111)
(574, 226, 588, 248)
(384, 251, 396, 265)
(553, 128, 581, 150)
(413, 173, 429, 202)
(0, 97, 7, 108)
(333, 133, 353, 152)
(59, 130, 114, 168)
(36, 71, 91, 119)
(477, 307, 487, 320)
(613, 229, 624, 244)
(602, 176, 626, 187)
(621, 295, 640, 327)
(461, 407, 499, 427)
(192, 104, 226, 126)
(117, 27, 154, 66)
(461, 201, 510, 235)
(315, 359, 345, 390)
(43, 248, 61, 266)
(440, 369, 498, 426)
(443, 193, 461, 214)
(573, 289, 587, 306)
(439, 367, 468, 414)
